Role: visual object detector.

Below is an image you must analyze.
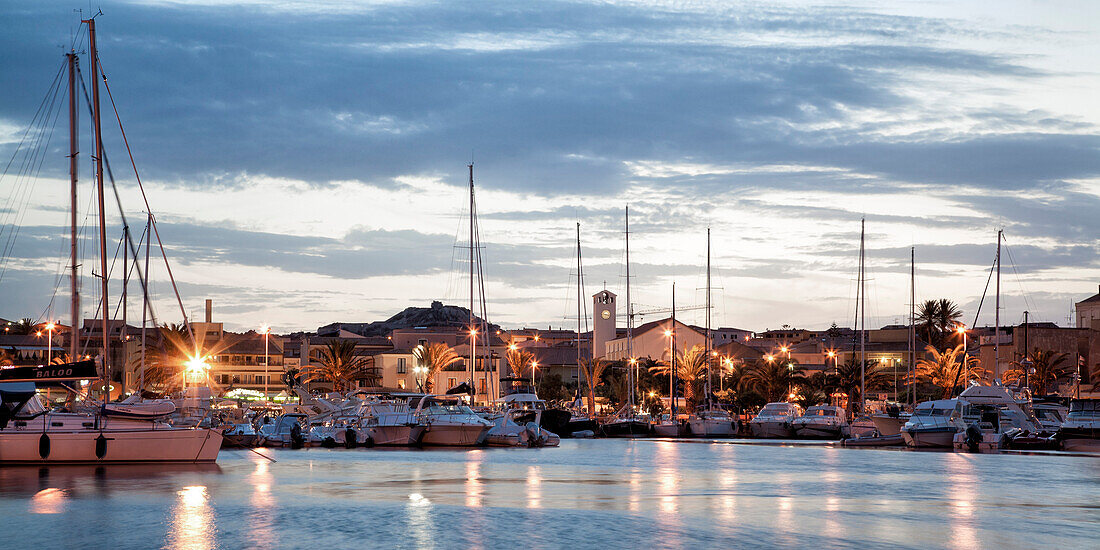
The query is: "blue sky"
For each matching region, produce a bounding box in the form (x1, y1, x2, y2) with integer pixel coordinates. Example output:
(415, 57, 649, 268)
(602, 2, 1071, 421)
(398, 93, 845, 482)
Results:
(1, 0, 1098, 333)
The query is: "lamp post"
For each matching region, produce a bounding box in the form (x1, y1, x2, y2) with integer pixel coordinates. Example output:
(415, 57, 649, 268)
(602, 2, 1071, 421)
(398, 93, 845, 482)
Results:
(414, 365, 427, 392)
(665, 328, 674, 414)
(45, 322, 56, 364)
(956, 324, 967, 373)
(260, 324, 271, 400)
(531, 360, 538, 387)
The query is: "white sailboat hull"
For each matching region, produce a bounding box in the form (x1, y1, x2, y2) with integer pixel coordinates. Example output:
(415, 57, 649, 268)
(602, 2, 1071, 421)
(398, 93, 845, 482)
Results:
(688, 417, 737, 437)
(0, 428, 222, 464)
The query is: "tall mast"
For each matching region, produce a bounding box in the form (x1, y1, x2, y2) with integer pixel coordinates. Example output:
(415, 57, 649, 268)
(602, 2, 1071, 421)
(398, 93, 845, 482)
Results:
(140, 213, 150, 394)
(671, 282, 677, 418)
(859, 217, 866, 414)
(468, 164, 475, 393)
(994, 230, 1002, 379)
(122, 226, 128, 343)
(705, 227, 712, 409)
(85, 17, 110, 393)
(909, 246, 915, 407)
(67, 51, 80, 362)
(576, 222, 583, 407)
(625, 206, 633, 412)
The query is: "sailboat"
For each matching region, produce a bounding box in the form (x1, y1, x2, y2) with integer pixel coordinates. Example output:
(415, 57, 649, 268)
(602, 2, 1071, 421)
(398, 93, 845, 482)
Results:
(600, 206, 652, 437)
(652, 283, 687, 437)
(0, 18, 222, 463)
(687, 228, 738, 437)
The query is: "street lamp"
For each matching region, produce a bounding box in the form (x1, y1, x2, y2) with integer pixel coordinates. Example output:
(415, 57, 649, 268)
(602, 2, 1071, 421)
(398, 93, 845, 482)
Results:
(413, 365, 427, 392)
(45, 322, 56, 364)
(665, 328, 674, 414)
(260, 324, 271, 400)
(530, 360, 538, 387)
(956, 324, 968, 371)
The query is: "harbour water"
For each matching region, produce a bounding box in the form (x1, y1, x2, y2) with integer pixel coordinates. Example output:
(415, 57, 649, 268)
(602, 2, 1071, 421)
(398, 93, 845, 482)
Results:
(2, 440, 1098, 549)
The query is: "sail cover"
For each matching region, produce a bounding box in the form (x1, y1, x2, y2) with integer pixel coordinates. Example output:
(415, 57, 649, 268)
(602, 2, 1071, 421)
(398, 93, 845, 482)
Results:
(0, 360, 99, 383)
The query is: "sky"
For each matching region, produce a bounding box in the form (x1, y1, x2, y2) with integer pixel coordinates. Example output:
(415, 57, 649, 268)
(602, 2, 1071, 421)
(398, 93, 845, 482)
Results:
(1, 0, 1098, 334)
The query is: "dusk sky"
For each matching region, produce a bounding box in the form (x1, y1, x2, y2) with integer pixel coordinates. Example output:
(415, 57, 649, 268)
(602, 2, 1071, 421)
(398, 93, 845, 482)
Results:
(1, 0, 1098, 334)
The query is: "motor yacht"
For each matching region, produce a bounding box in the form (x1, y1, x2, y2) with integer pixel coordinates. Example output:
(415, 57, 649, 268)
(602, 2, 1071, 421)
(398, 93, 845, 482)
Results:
(748, 402, 803, 438)
(411, 395, 492, 446)
(950, 384, 1043, 452)
(257, 413, 308, 448)
(901, 399, 958, 448)
(1056, 399, 1100, 452)
(792, 405, 848, 439)
(687, 407, 738, 438)
(1031, 402, 1068, 432)
(221, 423, 259, 448)
(358, 398, 425, 446)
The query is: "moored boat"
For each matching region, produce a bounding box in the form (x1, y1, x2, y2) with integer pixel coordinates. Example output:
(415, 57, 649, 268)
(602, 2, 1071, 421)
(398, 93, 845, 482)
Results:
(792, 405, 848, 439)
(748, 402, 803, 438)
(1055, 399, 1100, 452)
(901, 399, 958, 448)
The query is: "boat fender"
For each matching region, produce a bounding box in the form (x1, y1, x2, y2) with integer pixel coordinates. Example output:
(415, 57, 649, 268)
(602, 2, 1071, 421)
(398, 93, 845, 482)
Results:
(95, 434, 108, 459)
(525, 422, 541, 447)
(322, 437, 336, 448)
(363, 435, 375, 448)
(964, 423, 982, 453)
(345, 428, 358, 449)
(413, 429, 427, 447)
(39, 433, 50, 459)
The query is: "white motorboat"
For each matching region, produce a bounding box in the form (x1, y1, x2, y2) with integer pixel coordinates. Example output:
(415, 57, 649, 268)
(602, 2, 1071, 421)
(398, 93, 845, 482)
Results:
(870, 410, 911, 437)
(1056, 399, 1100, 452)
(748, 402, 803, 438)
(792, 405, 848, 439)
(901, 399, 958, 448)
(221, 423, 259, 448)
(357, 398, 425, 446)
(1031, 402, 1068, 432)
(951, 384, 1043, 452)
(0, 369, 222, 464)
(257, 413, 308, 448)
(687, 408, 738, 437)
(484, 409, 560, 447)
(411, 395, 492, 446)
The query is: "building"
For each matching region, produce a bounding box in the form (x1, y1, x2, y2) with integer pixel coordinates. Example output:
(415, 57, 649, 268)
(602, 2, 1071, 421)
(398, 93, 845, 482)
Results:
(1077, 285, 1100, 330)
(591, 290, 617, 359)
(604, 317, 707, 362)
(977, 322, 1099, 394)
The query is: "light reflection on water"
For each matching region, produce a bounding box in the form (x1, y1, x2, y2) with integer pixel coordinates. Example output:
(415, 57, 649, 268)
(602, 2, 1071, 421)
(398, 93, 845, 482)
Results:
(0, 441, 1098, 548)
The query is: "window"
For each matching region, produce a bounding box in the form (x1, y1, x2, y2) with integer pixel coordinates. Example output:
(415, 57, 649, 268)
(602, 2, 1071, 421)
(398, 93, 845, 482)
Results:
(397, 357, 407, 374)
(478, 378, 486, 393)
(418, 339, 427, 346)
(397, 379, 406, 389)
(448, 377, 457, 389)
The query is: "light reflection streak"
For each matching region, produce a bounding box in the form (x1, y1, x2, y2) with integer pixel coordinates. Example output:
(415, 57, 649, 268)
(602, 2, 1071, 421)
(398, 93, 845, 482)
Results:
(29, 488, 66, 514)
(654, 440, 680, 545)
(774, 472, 795, 544)
(167, 486, 214, 550)
(628, 470, 641, 512)
(407, 492, 433, 549)
(465, 453, 486, 550)
(249, 457, 275, 549)
(946, 455, 978, 549)
(526, 465, 542, 509)
(821, 448, 841, 539)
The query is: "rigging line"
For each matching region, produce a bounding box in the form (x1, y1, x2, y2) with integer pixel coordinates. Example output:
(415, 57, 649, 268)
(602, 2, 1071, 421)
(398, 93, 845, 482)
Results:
(0, 68, 68, 284)
(970, 251, 998, 330)
(0, 59, 66, 194)
(79, 63, 169, 335)
(1001, 240, 1036, 316)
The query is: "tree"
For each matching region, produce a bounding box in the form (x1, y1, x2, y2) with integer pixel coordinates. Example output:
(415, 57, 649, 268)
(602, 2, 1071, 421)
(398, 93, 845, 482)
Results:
(830, 356, 895, 415)
(579, 356, 609, 417)
(304, 339, 371, 392)
(916, 344, 983, 399)
(738, 357, 805, 403)
(505, 347, 536, 379)
(412, 342, 461, 393)
(1004, 348, 1072, 396)
(9, 318, 36, 335)
(647, 345, 710, 412)
(915, 299, 963, 348)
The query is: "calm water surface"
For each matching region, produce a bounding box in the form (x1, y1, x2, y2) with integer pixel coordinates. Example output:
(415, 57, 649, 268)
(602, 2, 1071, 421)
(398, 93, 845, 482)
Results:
(2, 440, 1098, 549)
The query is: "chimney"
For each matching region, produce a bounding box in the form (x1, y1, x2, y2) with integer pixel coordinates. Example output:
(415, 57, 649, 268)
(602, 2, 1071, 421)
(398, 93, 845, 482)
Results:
(205, 299, 212, 323)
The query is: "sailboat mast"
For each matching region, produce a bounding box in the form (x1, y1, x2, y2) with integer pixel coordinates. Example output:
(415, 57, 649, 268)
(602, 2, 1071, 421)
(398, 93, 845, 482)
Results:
(625, 206, 633, 411)
(705, 227, 712, 409)
(122, 226, 128, 342)
(67, 51, 80, 362)
(576, 222, 582, 404)
(86, 17, 110, 393)
(468, 164, 475, 392)
(909, 246, 915, 407)
(994, 229, 1002, 377)
(859, 217, 865, 414)
(140, 213, 150, 394)
(670, 282, 677, 418)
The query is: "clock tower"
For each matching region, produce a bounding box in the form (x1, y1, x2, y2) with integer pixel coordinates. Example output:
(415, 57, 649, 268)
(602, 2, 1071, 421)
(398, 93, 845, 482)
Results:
(592, 290, 616, 359)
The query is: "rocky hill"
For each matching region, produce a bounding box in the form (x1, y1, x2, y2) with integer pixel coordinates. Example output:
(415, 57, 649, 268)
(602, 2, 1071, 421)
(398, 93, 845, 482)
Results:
(318, 301, 499, 337)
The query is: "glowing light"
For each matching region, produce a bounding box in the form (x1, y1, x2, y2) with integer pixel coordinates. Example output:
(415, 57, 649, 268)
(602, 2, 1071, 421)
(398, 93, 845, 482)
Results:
(185, 356, 210, 375)
(827, 350, 836, 358)
(780, 346, 788, 353)
(956, 324, 966, 334)
(664, 329, 673, 337)
(470, 329, 478, 336)
(508, 344, 517, 351)
(629, 358, 637, 365)
(259, 324, 270, 334)
(648, 391, 656, 398)
(765, 355, 775, 362)
(35, 331, 42, 337)
(45, 322, 56, 331)
(711, 351, 718, 357)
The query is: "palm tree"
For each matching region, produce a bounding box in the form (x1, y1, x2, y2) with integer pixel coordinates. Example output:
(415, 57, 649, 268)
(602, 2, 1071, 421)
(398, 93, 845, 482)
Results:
(916, 344, 983, 399)
(937, 299, 963, 342)
(11, 318, 36, 335)
(412, 342, 461, 393)
(915, 300, 939, 347)
(647, 345, 710, 412)
(914, 299, 963, 348)
(796, 371, 830, 409)
(1004, 348, 1071, 396)
(738, 357, 805, 403)
(505, 347, 536, 379)
(304, 339, 371, 392)
(580, 356, 609, 417)
(831, 356, 895, 415)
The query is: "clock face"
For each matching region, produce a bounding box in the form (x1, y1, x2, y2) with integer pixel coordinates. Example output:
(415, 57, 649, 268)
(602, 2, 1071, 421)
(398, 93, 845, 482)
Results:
(601, 309, 611, 319)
